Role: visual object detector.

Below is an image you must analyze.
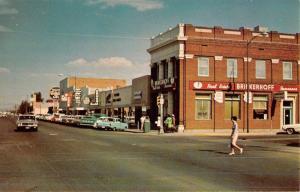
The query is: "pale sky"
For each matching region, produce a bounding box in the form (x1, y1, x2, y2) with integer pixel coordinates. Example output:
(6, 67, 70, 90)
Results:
(0, 0, 299, 110)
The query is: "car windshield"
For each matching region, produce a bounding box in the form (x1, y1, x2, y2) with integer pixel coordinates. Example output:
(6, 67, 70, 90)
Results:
(19, 116, 35, 120)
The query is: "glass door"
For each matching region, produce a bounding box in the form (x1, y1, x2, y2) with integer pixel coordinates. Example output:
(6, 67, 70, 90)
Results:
(283, 101, 293, 125)
(283, 108, 292, 125)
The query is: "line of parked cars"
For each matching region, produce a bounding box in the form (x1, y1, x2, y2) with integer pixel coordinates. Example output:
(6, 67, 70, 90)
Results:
(37, 113, 130, 131)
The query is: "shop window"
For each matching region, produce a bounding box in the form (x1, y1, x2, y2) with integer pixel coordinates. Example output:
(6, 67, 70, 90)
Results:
(256, 60, 266, 79)
(225, 94, 240, 119)
(253, 95, 268, 120)
(227, 58, 238, 78)
(198, 57, 209, 77)
(195, 94, 211, 120)
(283, 62, 292, 80)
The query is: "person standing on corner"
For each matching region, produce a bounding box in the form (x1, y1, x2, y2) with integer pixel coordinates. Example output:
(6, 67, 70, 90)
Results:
(171, 114, 176, 132)
(140, 115, 145, 131)
(229, 116, 243, 156)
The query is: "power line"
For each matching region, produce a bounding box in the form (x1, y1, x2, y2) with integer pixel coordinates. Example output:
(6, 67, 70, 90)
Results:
(7, 30, 150, 40)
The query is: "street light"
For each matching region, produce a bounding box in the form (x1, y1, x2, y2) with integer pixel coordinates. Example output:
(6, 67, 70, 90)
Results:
(246, 31, 268, 133)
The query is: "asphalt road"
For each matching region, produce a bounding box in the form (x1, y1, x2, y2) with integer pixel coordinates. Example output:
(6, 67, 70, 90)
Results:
(0, 117, 299, 191)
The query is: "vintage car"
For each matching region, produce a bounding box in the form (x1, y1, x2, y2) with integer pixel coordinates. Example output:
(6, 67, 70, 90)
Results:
(16, 114, 38, 132)
(282, 124, 300, 135)
(93, 117, 112, 129)
(79, 114, 107, 127)
(109, 117, 128, 131)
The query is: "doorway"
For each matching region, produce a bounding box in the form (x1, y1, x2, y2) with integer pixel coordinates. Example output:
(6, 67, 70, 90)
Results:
(283, 101, 293, 125)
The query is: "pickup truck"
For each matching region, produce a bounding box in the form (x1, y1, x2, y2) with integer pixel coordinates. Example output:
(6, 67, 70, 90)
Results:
(16, 114, 38, 132)
(282, 124, 300, 135)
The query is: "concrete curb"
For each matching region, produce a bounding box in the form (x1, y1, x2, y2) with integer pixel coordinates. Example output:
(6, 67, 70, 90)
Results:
(126, 128, 284, 137)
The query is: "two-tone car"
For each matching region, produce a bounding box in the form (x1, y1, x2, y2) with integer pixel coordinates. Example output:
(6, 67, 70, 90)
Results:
(79, 114, 107, 127)
(16, 114, 38, 132)
(93, 117, 111, 130)
(109, 117, 128, 131)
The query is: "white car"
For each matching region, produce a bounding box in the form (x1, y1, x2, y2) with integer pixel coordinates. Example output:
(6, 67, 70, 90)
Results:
(282, 124, 300, 135)
(16, 114, 38, 132)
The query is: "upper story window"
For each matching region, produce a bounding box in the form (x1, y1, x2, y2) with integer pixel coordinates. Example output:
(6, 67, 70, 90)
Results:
(283, 62, 292, 80)
(256, 60, 266, 79)
(227, 58, 237, 78)
(198, 57, 209, 77)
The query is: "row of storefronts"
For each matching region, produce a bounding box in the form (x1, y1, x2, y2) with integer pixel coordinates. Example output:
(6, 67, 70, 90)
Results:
(58, 76, 151, 125)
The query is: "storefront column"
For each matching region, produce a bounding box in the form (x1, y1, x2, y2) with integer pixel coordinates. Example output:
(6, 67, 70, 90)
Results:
(168, 92, 174, 115)
(158, 61, 164, 80)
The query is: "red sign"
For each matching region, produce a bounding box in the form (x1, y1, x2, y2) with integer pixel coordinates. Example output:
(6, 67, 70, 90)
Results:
(190, 81, 300, 92)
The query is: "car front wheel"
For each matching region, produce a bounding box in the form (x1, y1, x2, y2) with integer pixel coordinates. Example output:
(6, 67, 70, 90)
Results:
(287, 128, 295, 135)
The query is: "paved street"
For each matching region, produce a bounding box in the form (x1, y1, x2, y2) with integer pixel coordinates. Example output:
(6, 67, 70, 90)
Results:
(0, 117, 299, 191)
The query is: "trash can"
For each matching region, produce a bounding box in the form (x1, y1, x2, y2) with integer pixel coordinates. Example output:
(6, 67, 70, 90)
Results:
(144, 119, 150, 133)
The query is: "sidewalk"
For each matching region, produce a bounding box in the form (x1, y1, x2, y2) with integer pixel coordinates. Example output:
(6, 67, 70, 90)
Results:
(126, 128, 281, 136)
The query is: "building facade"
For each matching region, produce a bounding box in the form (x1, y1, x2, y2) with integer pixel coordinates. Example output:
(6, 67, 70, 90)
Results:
(59, 77, 127, 114)
(148, 24, 300, 131)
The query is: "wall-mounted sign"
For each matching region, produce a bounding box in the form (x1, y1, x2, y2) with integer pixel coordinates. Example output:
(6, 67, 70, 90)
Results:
(50, 87, 60, 99)
(190, 81, 300, 92)
(151, 77, 175, 90)
(134, 91, 142, 100)
(83, 97, 90, 105)
(60, 94, 67, 102)
(75, 89, 81, 104)
(90, 89, 99, 106)
(214, 91, 223, 103)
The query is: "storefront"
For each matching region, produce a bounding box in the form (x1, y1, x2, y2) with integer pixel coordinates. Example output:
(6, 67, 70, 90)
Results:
(189, 81, 299, 130)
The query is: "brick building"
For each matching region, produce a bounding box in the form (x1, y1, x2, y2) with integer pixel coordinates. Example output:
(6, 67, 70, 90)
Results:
(148, 24, 299, 132)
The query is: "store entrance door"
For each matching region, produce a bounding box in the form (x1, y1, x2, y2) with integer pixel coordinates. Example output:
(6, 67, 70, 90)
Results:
(283, 101, 293, 125)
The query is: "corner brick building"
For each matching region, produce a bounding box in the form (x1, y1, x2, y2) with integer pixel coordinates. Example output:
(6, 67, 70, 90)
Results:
(148, 24, 299, 132)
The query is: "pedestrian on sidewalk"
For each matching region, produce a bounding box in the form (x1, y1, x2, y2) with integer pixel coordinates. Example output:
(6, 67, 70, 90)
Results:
(140, 115, 145, 131)
(229, 116, 243, 156)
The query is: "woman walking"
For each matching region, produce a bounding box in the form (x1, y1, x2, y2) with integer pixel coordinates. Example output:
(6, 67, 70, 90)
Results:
(229, 116, 243, 155)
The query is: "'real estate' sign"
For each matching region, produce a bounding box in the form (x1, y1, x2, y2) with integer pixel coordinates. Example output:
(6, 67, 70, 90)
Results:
(190, 81, 300, 92)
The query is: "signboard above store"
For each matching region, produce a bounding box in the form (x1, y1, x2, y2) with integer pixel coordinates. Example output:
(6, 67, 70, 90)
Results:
(190, 81, 300, 92)
(151, 77, 176, 90)
(49, 87, 60, 99)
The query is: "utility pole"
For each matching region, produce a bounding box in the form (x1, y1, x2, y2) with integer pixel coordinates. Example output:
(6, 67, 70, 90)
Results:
(157, 94, 164, 134)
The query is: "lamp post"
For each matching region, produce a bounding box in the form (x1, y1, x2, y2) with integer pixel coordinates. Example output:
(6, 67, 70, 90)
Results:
(246, 32, 267, 133)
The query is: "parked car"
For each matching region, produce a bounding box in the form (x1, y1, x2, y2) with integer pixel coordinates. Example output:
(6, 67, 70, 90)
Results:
(93, 117, 112, 129)
(70, 115, 84, 126)
(52, 113, 66, 123)
(79, 114, 107, 127)
(16, 114, 38, 132)
(43, 114, 53, 121)
(282, 124, 300, 135)
(61, 115, 74, 125)
(109, 117, 128, 131)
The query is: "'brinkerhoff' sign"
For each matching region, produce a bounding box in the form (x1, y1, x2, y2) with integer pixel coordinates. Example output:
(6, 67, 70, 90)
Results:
(190, 81, 299, 92)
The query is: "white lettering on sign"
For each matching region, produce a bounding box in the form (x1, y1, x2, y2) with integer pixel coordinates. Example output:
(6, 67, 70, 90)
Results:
(236, 83, 274, 91)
